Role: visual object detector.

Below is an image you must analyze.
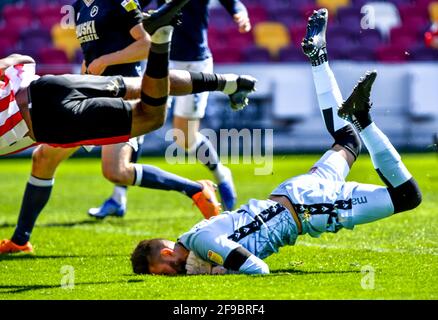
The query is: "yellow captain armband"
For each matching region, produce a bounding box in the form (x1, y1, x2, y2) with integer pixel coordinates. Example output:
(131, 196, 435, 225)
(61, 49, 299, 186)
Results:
(207, 250, 224, 265)
(121, 0, 138, 12)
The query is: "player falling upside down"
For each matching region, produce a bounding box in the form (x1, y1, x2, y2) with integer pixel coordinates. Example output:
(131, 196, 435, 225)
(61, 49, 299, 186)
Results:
(135, 0, 252, 213)
(130, 9, 422, 275)
(0, 0, 256, 254)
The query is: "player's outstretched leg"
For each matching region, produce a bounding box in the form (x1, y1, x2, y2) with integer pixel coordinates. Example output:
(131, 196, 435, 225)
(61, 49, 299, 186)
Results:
(338, 72, 422, 214)
(302, 8, 361, 165)
(183, 131, 237, 211)
(130, 19, 174, 137)
(123, 71, 257, 112)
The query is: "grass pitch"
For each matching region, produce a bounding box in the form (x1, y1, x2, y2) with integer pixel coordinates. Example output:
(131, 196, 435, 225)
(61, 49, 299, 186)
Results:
(0, 154, 437, 300)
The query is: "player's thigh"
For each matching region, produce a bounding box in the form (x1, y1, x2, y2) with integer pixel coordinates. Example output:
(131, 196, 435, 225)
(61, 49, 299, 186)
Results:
(31, 144, 79, 179)
(340, 183, 395, 228)
(171, 59, 213, 120)
(310, 150, 351, 183)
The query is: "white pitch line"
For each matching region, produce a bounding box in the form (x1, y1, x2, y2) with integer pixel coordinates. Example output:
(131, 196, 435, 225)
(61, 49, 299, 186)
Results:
(297, 241, 438, 256)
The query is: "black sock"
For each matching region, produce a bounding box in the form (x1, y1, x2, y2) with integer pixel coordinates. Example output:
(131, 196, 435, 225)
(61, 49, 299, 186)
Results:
(133, 164, 202, 198)
(141, 30, 171, 107)
(189, 72, 221, 94)
(145, 43, 170, 79)
(12, 177, 54, 245)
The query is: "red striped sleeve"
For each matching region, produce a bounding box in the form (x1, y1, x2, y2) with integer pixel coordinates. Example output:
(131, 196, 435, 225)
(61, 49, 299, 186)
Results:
(0, 90, 14, 112)
(0, 111, 23, 136)
(0, 76, 10, 90)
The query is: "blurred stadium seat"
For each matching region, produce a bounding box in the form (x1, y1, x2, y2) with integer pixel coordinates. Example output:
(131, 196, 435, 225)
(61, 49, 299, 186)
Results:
(278, 46, 308, 62)
(430, 1, 438, 22)
(254, 22, 291, 58)
(242, 45, 272, 62)
(2, 2, 32, 21)
(376, 44, 409, 62)
(0, 36, 17, 58)
(390, 27, 420, 47)
(51, 24, 81, 61)
(19, 28, 53, 59)
(410, 43, 438, 60)
(39, 47, 70, 65)
(316, 0, 351, 15)
(246, 5, 268, 25)
(0, 0, 434, 67)
(357, 28, 384, 48)
(4, 15, 34, 36)
(363, 2, 402, 39)
(336, 5, 362, 28)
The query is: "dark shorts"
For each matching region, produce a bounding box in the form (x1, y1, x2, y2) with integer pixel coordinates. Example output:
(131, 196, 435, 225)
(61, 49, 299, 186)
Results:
(29, 74, 132, 147)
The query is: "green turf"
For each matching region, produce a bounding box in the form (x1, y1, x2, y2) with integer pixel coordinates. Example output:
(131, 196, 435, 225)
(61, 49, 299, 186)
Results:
(0, 154, 437, 299)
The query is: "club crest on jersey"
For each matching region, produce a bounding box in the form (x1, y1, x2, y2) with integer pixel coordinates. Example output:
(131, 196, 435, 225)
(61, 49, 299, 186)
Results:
(121, 0, 138, 12)
(82, 0, 95, 7)
(207, 250, 223, 265)
(90, 5, 99, 17)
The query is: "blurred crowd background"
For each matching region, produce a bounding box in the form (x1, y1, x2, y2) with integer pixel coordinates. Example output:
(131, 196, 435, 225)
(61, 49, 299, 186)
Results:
(1, 0, 437, 154)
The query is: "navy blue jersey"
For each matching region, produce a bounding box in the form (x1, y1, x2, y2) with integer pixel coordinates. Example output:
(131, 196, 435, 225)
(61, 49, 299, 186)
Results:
(73, 0, 144, 76)
(141, 0, 247, 61)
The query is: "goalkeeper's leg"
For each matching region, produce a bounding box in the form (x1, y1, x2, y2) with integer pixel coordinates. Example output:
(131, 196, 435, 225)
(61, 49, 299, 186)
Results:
(338, 75, 422, 217)
(303, 8, 361, 169)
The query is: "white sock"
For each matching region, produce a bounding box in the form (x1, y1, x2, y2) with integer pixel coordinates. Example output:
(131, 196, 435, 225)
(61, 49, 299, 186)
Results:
(221, 74, 238, 95)
(312, 62, 350, 131)
(360, 122, 412, 187)
(28, 176, 54, 187)
(112, 186, 127, 207)
(151, 26, 174, 44)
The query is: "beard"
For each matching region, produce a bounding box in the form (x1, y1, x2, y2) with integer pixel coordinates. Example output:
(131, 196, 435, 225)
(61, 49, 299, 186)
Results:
(170, 259, 186, 274)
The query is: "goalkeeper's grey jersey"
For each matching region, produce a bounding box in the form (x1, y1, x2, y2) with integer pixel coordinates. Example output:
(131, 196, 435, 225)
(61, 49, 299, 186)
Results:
(178, 199, 300, 266)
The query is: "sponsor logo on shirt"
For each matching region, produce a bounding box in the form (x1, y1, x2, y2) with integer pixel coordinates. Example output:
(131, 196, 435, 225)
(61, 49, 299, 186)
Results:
(121, 0, 138, 12)
(207, 250, 224, 265)
(90, 5, 99, 17)
(76, 20, 99, 43)
(352, 196, 368, 205)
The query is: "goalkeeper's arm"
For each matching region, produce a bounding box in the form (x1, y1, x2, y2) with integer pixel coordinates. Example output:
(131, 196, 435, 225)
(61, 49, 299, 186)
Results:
(185, 250, 269, 275)
(224, 247, 269, 275)
(184, 230, 269, 275)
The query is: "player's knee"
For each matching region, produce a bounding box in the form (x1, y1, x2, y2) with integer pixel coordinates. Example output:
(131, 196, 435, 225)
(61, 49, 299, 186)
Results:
(140, 103, 167, 132)
(32, 146, 61, 171)
(389, 178, 422, 214)
(332, 125, 362, 159)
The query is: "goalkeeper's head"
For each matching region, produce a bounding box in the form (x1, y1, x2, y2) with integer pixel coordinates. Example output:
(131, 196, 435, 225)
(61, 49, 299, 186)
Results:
(131, 238, 189, 275)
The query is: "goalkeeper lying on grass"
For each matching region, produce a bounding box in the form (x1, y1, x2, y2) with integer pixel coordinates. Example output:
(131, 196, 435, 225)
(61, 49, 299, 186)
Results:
(130, 9, 422, 275)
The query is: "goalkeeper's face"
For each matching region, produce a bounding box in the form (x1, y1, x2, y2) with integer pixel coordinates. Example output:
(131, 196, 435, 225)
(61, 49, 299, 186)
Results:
(150, 258, 186, 275)
(148, 242, 187, 275)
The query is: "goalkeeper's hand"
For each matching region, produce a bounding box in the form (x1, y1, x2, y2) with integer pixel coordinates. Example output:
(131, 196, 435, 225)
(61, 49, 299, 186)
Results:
(185, 251, 239, 275)
(185, 251, 213, 275)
